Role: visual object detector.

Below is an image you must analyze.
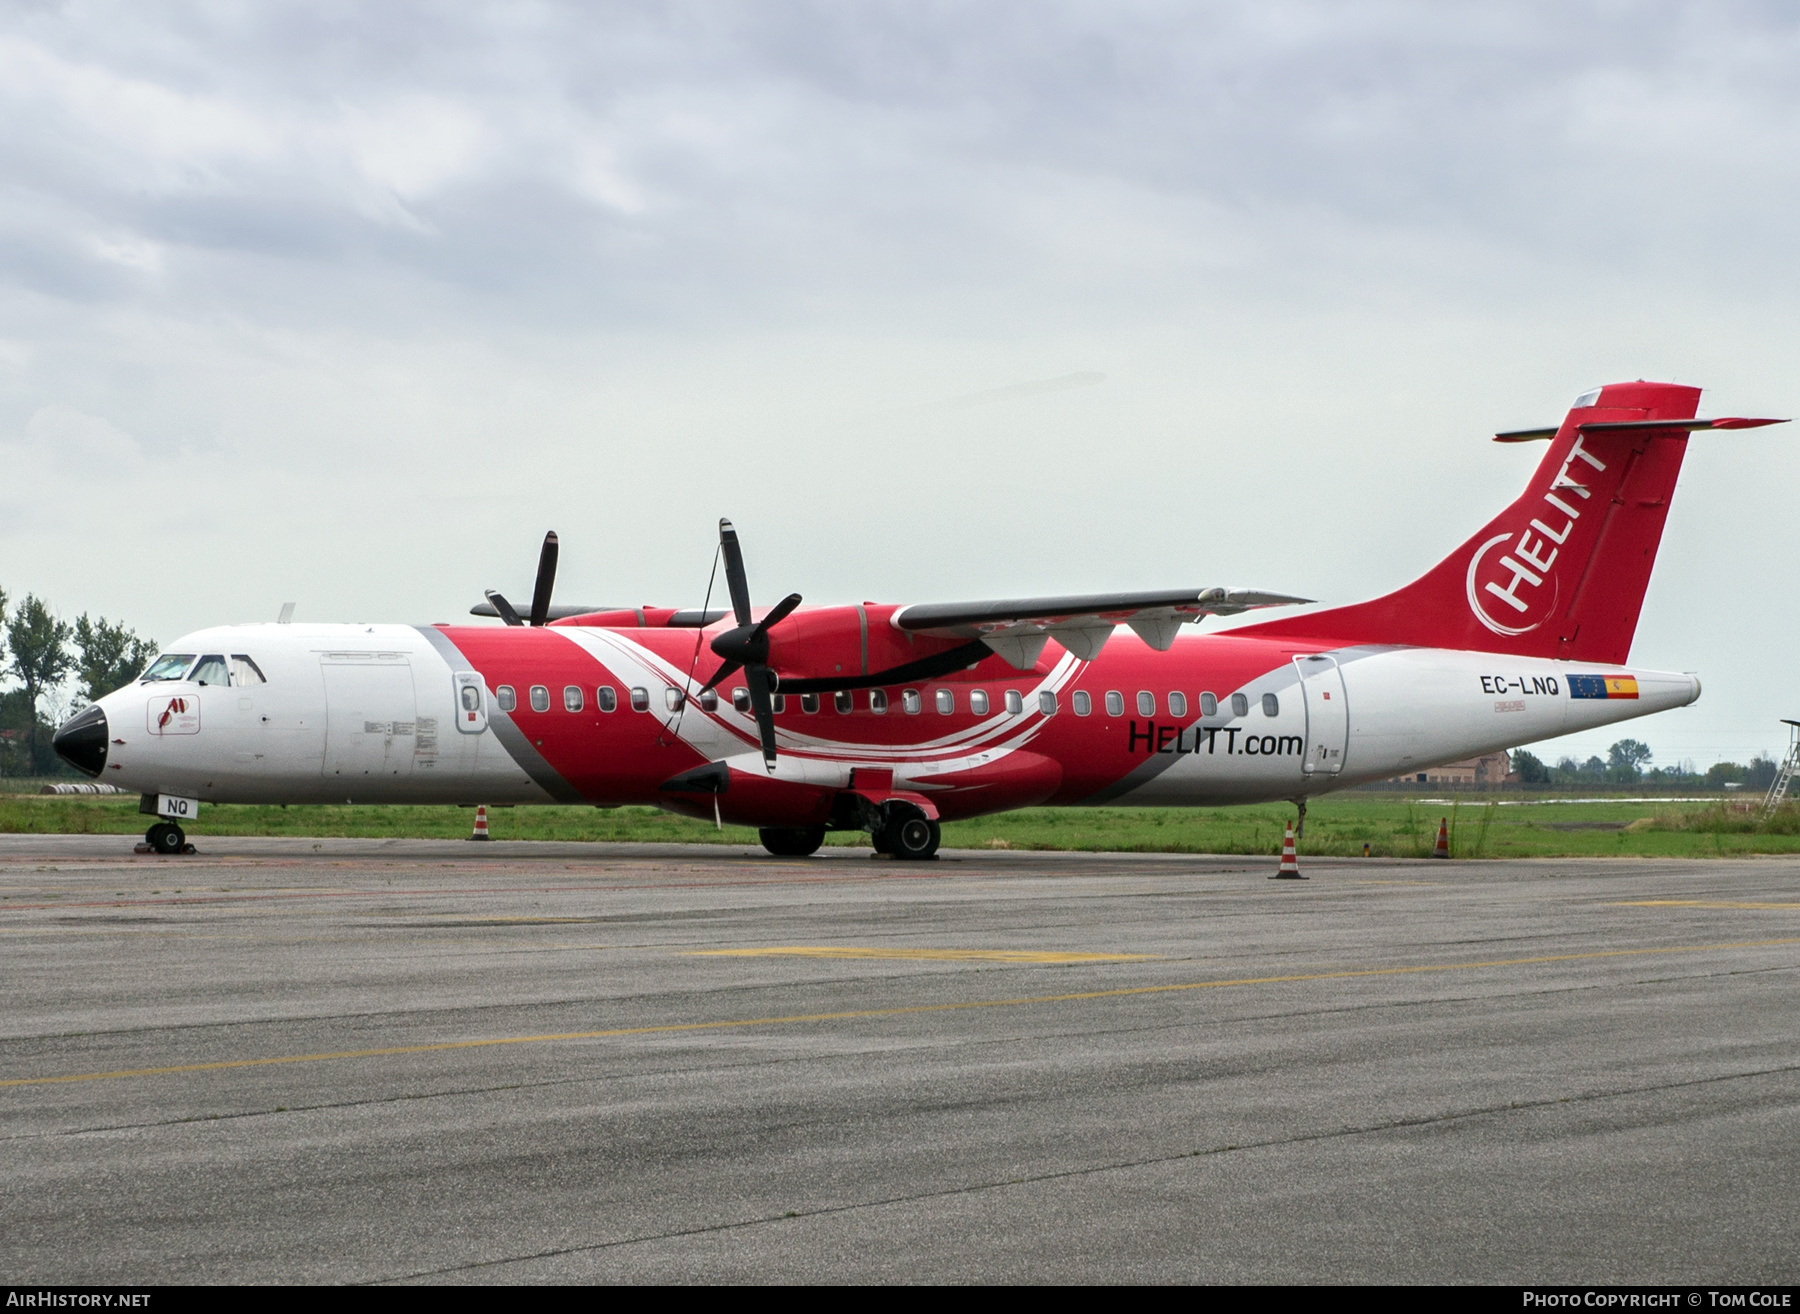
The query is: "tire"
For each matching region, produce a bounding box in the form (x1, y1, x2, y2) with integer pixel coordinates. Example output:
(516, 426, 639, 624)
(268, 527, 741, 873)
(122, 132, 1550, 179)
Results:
(145, 824, 165, 847)
(759, 826, 825, 857)
(870, 825, 895, 855)
(151, 823, 186, 855)
(892, 815, 940, 861)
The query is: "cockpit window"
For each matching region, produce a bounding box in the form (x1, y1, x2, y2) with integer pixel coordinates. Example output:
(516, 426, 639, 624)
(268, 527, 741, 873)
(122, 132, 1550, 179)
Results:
(230, 655, 267, 685)
(1573, 388, 1601, 408)
(190, 655, 229, 686)
(141, 654, 195, 682)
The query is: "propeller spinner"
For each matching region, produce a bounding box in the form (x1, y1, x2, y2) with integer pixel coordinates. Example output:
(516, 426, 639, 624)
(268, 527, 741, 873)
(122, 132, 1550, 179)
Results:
(697, 519, 801, 769)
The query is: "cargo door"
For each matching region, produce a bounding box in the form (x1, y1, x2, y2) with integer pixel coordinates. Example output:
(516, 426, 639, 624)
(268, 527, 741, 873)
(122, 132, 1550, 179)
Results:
(321, 653, 418, 782)
(1294, 654, 1348, 776)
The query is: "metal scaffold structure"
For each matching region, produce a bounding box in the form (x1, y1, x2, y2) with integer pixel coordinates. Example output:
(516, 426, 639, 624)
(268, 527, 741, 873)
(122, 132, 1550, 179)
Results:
(1762, 719, 1800, 818)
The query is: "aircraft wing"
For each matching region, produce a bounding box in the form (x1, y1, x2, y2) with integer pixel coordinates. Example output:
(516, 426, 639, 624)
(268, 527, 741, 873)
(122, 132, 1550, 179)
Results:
(889, 587, 1311, 668)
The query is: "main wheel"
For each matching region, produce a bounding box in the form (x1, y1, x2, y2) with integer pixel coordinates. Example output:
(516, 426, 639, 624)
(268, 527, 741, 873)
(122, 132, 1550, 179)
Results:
(891, 814, 940, 861)
(151, 823, 186, 855)
(870, 825, 895, 855)
(759, 826, 825, 857)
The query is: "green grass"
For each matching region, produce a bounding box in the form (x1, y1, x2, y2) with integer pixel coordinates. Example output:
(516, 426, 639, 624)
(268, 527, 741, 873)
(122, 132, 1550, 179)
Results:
(4, 792, 1799, 858)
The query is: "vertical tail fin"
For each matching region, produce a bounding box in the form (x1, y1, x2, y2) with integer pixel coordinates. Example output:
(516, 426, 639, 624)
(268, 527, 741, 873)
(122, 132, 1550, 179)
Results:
(1243, 381, 1707, 663)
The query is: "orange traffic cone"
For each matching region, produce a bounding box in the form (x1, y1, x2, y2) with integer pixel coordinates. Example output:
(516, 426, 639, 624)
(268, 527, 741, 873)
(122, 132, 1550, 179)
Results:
(1272, 821, 1306, 879)
(1431, 817, 1450, 859)
(469, 804, 492, 841)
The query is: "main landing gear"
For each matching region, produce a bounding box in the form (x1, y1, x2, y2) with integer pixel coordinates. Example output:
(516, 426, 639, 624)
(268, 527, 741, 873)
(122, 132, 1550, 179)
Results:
(756, 802, 941, 861)
(143, 822, 193, 855)
(870, 803, 940, 861)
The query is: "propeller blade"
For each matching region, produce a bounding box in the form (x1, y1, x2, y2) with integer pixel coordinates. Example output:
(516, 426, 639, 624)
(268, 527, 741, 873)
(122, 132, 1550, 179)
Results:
(745, 663, 778, 767)
(529, 531, 559, 627)
(485, 590, 525, 627)
(718, 518, 753, 626)
(697, 660, 743, 696)
(751, 592, 804, 638)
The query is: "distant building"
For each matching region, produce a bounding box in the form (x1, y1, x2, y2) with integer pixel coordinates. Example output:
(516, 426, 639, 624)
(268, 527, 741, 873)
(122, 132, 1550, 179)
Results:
(1391, 750, 1513, 786)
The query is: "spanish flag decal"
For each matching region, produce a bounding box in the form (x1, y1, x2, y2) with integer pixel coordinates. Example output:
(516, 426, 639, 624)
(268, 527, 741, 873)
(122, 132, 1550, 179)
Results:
(1569, 674, 1640, 700)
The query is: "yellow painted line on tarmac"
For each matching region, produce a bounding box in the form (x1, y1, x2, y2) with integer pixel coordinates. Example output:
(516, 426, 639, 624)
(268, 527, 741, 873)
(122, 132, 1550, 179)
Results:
(6, 936, 1799, 1091)
(1612, 900, 1800, 911)
(690, 946, 1155, 964)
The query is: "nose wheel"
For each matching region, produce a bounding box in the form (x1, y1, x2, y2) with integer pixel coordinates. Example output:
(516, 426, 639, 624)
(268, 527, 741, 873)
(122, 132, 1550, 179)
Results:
(145, 822, 190, 855)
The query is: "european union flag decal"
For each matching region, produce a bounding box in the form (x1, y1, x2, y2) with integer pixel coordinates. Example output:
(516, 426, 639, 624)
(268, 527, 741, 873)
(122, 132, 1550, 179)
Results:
(1570, 674, 1639, 700)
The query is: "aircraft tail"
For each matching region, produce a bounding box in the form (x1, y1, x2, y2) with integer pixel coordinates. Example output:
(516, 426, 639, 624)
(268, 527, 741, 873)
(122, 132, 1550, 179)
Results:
(1241, 381, 1737, 664)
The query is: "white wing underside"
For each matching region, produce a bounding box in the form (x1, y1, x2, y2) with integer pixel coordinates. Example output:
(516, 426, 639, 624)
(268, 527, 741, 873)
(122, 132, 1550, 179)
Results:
(891, 587, 1313, 670)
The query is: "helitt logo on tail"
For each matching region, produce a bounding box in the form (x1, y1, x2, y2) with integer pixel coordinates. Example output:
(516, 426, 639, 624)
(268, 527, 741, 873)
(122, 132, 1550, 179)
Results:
(1465, 431, 1606, 637)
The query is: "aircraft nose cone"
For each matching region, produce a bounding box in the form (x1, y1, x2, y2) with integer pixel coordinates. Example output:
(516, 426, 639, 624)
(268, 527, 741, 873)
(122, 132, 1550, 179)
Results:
(53, 703, 109, 778)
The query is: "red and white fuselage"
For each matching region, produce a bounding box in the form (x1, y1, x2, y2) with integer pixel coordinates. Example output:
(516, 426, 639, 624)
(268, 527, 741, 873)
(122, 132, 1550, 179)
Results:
(88, 621, 1696, 819)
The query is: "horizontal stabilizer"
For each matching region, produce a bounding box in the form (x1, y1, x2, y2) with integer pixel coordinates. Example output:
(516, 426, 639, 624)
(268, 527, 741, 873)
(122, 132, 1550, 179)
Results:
(1496, 417, 1787, 443)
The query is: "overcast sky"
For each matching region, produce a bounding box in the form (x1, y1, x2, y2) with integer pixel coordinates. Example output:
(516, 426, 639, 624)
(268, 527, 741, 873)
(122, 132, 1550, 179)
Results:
(3, 1, 1797, 768)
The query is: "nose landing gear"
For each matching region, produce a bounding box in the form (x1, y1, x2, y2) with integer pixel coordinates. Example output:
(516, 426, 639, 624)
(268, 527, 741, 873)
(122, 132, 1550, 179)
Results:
(143, 823, 195, 856)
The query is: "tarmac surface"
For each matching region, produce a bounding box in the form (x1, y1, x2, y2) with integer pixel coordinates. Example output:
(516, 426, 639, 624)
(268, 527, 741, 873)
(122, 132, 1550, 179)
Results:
(2, 832, 1798, 1285)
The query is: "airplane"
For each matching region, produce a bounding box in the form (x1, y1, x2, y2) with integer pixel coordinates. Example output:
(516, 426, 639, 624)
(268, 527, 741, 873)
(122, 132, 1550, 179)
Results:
(53, 380, 1784, 859)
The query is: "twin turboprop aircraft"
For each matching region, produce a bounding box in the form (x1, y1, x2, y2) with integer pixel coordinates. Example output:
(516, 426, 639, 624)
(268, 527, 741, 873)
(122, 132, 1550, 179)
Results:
(54, 381, 1783, 858)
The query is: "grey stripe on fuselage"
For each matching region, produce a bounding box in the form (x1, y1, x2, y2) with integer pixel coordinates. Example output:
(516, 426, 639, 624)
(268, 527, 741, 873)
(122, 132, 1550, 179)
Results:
(412, 625, 588, 804)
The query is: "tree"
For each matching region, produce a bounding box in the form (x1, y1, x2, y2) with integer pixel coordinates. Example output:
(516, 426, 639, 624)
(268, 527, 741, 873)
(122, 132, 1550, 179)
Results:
(1706, 761, 1746, 788)
(5, 595, 74, 774)
(73, 614, 155, 703)
(1608, 738, 1653, 783)
(1512, 749, 1550, 784)
(1746, 755, 1780, 792)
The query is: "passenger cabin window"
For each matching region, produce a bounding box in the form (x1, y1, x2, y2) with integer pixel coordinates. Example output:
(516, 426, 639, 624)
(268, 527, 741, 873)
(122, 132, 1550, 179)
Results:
(141, 653, 196, 682)
(529, 685, 550, 713)
(1105, 691, 1124, 717)
(1200, 692, 1218, 717)
(496, 685, 517, 712)
(1136, 691, 1154, 717)
(772, 694, 787, 714)
(1005, 690, 1023, 715)
(700, 690, 718, 712)
(460, 685, 482, 714)
(870, 690, 889, 714)
(1168, 692, 1187, 718)
(1072, 690, 1092, 716)
(903, 689, 922, 714)
(801, 693, 820, 714)
(666, 689, 685, 712)
(732, 687, 750, 712)
(1039, 690, 1057, 715)
(935, 688, 954, 714)
(834, 691, 852, 713)
(597, 686, 617, 712)
(1231, 693, 1249, 717)
(970, 690, 990, 715)
(1262, 693, 1280, 717)
(563, 686, 584, 713)
(230, 655, 266, 685)
(191, 655, 229, 686)
(630, 687, 650, 712)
